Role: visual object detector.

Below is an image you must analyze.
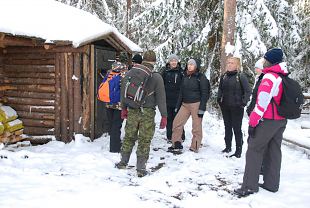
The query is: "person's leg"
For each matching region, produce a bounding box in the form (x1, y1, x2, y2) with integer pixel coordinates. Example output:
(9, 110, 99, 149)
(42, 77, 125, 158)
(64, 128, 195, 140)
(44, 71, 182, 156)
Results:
(109, 109, 123, 153)
(262, 120, 287, 192)
(189, 102, 203, 152)
(106, 107, 113, 136)
(136, 108, 156, 176)
(231, 107, 244, 157)
(174, 108, 186, 141)
(221, 105, 233, 152)
(166, 107, 175, 141)
(171, 104, 191, 144)
(116, 109, 140, 168)
(240, 120, 282, 192)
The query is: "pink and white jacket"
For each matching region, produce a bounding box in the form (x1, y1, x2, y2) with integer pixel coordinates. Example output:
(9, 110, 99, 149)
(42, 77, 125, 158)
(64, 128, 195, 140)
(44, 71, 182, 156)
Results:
(249, 62, 288, 127)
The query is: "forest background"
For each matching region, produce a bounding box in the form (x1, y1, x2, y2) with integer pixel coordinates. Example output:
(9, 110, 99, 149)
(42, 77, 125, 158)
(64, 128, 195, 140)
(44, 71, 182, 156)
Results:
(57, 0, 310, 94)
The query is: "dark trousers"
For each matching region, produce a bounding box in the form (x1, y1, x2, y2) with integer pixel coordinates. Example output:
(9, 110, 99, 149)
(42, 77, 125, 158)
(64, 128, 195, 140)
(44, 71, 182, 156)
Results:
(242, 119, 287, 192)
(106, 108, 123, 153)
(167, 106, 185, 141)
(220, 105, 244, 149)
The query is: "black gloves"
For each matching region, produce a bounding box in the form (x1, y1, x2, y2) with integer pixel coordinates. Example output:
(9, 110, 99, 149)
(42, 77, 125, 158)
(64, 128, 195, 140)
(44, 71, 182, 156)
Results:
(248, 126, 255, 138)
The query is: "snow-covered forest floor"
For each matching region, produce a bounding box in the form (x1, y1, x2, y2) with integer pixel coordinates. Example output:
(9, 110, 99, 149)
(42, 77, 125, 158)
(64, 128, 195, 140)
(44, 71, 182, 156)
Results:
(0, 112, 309, 208)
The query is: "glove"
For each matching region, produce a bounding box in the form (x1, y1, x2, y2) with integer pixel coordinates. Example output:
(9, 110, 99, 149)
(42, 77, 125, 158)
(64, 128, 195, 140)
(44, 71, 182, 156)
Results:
(159, 116, 167, 129)
(198, 110, 204, 118)
(198, 113, 204, 118)
(248, 126, 255, 138)
(121, 109, 128, 119)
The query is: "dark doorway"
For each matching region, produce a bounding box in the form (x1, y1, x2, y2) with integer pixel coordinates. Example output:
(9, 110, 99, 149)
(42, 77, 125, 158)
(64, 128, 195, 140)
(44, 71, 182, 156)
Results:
(94, 46, 116, 138)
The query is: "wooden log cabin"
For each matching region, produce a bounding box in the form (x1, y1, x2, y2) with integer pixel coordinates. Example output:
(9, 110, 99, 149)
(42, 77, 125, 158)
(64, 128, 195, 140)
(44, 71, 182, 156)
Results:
(0, 1, 142, 143)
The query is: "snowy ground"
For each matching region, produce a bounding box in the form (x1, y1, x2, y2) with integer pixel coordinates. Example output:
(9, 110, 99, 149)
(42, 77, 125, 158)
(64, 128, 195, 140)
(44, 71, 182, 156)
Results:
(0, 112, 310, 208)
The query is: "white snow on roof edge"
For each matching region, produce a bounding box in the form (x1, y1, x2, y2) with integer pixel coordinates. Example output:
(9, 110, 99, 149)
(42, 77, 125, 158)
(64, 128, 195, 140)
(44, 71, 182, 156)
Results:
(0, 0, 142, 53)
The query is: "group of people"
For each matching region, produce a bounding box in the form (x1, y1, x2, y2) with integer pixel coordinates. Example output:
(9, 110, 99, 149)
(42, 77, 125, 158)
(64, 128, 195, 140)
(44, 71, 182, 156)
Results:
(99, 47, 288, 196)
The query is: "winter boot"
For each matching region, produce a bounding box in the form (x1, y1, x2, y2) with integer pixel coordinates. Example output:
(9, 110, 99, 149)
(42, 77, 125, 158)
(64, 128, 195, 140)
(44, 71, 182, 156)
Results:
(222, 147, 232, 153)
(136, 156, 148, 177)
(229, 147, 242, 158)
(168, 141, 183, 153)
(234, 188, 257, 197)
(115, 152, 131, 169)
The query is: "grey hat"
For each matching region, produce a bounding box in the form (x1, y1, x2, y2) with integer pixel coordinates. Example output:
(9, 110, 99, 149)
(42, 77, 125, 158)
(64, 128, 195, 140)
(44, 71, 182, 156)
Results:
(187, 59, 197, 68)
(168, 54, 179, 63)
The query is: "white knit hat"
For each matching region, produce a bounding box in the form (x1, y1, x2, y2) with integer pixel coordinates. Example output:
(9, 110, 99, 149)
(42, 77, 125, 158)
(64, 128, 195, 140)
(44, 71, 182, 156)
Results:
(254, 58, 264, 69)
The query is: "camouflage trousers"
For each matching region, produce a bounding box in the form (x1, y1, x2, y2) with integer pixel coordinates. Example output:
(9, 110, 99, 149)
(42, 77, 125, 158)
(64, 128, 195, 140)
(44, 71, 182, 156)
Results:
(121, 108, 156, 158)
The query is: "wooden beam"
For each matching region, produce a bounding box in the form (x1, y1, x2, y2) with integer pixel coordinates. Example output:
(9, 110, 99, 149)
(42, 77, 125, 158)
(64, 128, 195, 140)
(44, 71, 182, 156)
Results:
(2, 72, 55, 79)
(0, 35, 45, 47)
(3, 53, 55, 60)
(3, 45, 88, 54)
(60, 53, 69, 142)
(110, 33, 133, 53)
(1, 84, 55, 93)
(8, 104, 55, 113)
(55, 53, 61, 140)
(4, 65, 55, 73)
(90, 45, 95, 141)
(5, 97, 55, 106)
(67, 53, 74, 141)
(17, 111, 55, 120)
(23, 127, 55, 135)
(4, 91, 55, 99)
(3, 58, 55, 65)
(73, 53, 82, 134)
(82, 47, 90, 136)
(21, 118, 54, 128)
(1, 78, 55, 85)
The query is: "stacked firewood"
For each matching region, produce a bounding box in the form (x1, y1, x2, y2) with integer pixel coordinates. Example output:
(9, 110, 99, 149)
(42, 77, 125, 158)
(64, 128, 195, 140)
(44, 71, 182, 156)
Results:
(0, 105, 24, 144)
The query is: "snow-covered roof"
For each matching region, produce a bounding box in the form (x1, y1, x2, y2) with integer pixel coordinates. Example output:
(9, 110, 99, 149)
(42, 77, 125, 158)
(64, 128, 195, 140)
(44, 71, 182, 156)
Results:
(0, 0, 142, 52)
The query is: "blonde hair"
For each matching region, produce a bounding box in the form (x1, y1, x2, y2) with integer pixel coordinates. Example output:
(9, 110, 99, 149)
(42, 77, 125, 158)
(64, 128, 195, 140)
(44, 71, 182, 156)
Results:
(227, 57, 241, 71)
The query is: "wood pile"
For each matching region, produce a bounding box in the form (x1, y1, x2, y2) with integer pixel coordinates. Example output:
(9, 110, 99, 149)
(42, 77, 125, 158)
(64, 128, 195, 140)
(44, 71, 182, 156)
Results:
(0, 105, 24, 144)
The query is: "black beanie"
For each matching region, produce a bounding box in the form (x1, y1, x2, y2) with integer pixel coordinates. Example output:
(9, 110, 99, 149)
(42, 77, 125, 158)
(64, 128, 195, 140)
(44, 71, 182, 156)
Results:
(264, 48, 283, 65)
(132, 54, 142, 64)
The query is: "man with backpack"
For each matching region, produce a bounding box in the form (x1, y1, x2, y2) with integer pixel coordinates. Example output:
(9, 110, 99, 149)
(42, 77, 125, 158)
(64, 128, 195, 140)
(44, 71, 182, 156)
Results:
(235, 48, 301, 197)
(160, 54, 185, 143)
(115, 50, 167, 177)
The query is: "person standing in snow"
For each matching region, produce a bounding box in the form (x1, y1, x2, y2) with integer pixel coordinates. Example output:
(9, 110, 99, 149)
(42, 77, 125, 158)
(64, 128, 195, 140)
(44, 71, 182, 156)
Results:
(160, 54, 185, 143)
(217, 57, 251, 158)
(168, 59, 210, 153)
(103, 53, 128, 153)
(235, 48, 288, 197)
(115, 50, 167, 177)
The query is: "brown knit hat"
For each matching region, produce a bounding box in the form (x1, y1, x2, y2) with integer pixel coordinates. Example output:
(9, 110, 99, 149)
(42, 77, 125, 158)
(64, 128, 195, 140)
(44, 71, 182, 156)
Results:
(143, 50, 156, 62)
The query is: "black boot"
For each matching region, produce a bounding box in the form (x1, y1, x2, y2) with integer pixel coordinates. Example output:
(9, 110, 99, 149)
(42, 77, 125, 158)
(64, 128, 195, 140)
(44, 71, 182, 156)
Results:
(168, 141, 183, 153)
(222, 147, 231, 153)
(230, 147, 242, 158)
(234, 188, 257, 197)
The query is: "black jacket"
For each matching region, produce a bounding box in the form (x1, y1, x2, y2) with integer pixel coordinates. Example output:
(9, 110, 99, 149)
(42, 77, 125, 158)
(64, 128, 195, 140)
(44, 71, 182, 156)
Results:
(160, 63, 184, 108)
(176, 61, 210, 112)
(217, 70, 251, 107)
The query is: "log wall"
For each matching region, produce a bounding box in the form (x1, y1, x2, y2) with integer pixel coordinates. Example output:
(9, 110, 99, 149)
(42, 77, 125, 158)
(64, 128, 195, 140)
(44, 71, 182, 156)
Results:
(0, 46, 89, 142)
(0, 50, 56, 137)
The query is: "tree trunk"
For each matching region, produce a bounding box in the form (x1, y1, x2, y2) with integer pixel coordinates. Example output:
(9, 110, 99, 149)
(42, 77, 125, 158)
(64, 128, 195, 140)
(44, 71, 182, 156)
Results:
(126, 0, 132, 37)
(220, 0, 237, 74)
